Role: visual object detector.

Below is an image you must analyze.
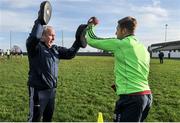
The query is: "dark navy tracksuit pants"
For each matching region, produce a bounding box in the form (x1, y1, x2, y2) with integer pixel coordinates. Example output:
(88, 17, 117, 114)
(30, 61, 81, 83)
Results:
(114, 94, 152, 122)
(28, 87, 56, 122)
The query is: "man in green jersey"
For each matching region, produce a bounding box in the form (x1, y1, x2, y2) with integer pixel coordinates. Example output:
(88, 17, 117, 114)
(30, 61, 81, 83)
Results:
(85, 16, 152, 122)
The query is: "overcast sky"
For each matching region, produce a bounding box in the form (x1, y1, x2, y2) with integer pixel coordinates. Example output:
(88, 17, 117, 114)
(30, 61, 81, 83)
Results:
(0, 0, 180, 52)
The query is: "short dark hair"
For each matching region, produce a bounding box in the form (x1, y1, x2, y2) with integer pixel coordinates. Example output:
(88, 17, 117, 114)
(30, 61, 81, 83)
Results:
(118, 16, 137, 34)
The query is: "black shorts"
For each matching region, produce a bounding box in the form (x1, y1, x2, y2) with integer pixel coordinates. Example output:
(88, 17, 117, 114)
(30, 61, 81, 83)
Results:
(114, 94, 152, 122)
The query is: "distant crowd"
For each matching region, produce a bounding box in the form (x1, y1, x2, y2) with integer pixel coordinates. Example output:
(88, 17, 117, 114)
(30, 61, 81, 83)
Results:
(0, 49, 23, 59)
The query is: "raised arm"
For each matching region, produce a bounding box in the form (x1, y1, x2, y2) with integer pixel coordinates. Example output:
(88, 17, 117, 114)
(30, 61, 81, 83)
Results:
(85, 17, 118, 52)
(26, 20, 43, 57)
(56, 24, 88, 59)
(26, 1, 52, 57)
(55, 41, 79, 59)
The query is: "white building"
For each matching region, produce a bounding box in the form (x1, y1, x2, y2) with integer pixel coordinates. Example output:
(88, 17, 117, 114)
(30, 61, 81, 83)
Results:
(148, 40, 180, 58)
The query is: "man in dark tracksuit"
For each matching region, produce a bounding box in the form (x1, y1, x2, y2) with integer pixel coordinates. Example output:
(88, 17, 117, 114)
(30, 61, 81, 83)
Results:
(26, 18, 85, 121)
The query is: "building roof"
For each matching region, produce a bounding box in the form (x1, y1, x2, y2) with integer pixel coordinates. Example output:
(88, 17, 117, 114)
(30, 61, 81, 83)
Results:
(150, 40, 180, 51)
(151, 40, 180, 47)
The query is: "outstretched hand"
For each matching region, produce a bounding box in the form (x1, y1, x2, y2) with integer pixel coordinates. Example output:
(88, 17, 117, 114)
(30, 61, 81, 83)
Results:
(74, 17, 99, 48)
(75, 24, 88, 48)
(87, 16, 99, 26)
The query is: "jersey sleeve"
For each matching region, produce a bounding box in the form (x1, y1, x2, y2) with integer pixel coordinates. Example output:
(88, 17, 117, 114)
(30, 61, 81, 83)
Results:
(85, 25, 118, 52)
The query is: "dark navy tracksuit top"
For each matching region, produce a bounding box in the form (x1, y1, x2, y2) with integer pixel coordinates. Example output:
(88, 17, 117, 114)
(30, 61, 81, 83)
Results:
(26, 21, 80, 90)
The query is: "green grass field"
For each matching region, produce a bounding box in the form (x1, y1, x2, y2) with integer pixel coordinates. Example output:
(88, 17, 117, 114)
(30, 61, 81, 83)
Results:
(0, 56, 180, 121)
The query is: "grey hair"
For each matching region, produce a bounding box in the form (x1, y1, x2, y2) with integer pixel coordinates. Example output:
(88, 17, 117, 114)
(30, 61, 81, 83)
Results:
(42, 25, 53, 36)
(41, 25, 53, 41)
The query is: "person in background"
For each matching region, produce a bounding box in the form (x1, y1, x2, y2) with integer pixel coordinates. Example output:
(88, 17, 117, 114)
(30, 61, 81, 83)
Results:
(7, 49, 10, 59)
(158, 51, 164, 64)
